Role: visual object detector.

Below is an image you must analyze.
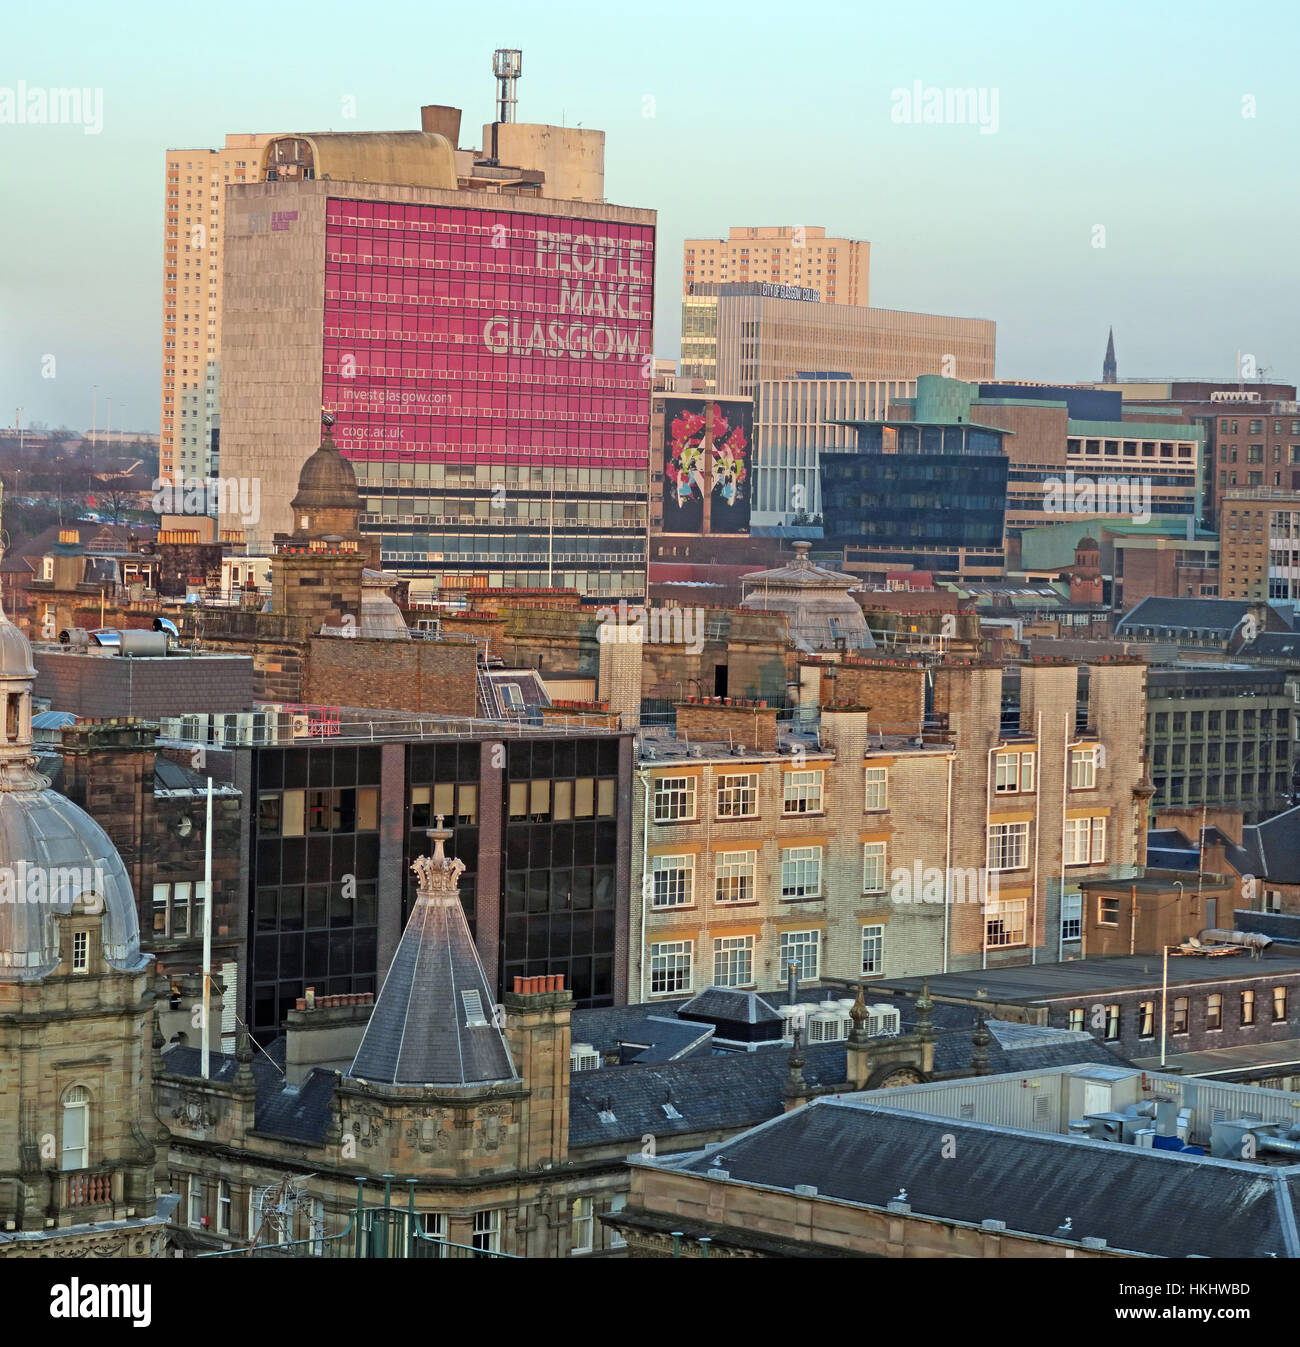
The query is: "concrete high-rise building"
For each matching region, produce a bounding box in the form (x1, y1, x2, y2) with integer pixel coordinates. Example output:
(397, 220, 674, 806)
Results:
(1219, 488, 1300, 609)
(160, 134, 271, 485)
(680, 283, 994, 399)
(683, 226, 870, 305)
(213, 89, 651, 599)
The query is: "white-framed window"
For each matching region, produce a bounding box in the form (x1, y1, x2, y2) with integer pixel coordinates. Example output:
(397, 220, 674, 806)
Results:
(987, 821, 1029, 871)
(781, 845, 822, 899)
(608, 1194, 627, 1248)
(218, 1180, 232, 1234)
(985, 899, 1027, 949)
(780, 929, 821, 982)
(1266, 889, 1283, 914)
(783, 770, 823, 815)
(715, 850, 756, 904)
(862, 842, 886, 894)
(1061, 891, 1082, 941)
(1068, 1007, 1085, 1031)
(649, 940, 693, 995)
(713, 935, 754, 987)
(188, 1175, 203, 1227)
(716, 773, 758, 819)
(472, 1209, 501, 1254)
(1065, 816, 1107, 865)
(153, 880, 207, 938)
(650, 854, 694, 909)
(995, 751, 1035, 794)
(60, 1086, 89, 1171)
(1070, 746, 1098, 789)
(71, 930, 89, 973)
(653, 775, 696, 823)
(864, 766, 888, 811)
(570, 1196, 594, 1254)
(861, 924, 884, 975)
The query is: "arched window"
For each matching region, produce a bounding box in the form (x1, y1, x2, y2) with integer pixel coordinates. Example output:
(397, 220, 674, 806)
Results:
(61, 1086, 90, 1171)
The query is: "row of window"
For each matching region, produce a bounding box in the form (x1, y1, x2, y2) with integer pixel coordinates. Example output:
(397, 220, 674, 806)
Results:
(649, 926, 884, 994)
(1068, 986, 1287, 1039)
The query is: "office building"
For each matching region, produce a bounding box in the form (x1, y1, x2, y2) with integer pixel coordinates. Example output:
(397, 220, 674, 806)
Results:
(1219, 488, 1300, 611)
(682, 226, 870, 306)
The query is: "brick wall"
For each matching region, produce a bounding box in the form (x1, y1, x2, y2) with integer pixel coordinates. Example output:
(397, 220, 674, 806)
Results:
(306, 636, 478, 716)
(34, 651, 254, 717)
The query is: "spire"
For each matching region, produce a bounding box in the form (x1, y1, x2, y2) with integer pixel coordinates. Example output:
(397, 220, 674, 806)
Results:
(348, 819, 518, 1087)
(1102, 327, 1117, 384)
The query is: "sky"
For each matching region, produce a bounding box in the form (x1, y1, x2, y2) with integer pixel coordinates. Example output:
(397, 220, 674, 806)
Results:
(4, 0, 1300, 434)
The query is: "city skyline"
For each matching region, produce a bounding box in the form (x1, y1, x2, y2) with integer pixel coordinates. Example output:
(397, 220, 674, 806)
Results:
(6, 0, 1300, 431)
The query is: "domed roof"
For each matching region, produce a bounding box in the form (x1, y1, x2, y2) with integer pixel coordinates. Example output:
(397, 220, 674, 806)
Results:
(741, 543, 875, 654)
(1076, 535, 1100, 550)
(0, 612, 36, 679)
(0, 790, 144, 981)
(290, 430, 360, 513)
(0, 589, 144, 982)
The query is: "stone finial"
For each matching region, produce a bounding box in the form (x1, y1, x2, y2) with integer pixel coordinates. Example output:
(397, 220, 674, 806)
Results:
(412, 816, 466, 895)
(848, 983, 871, 1045)
(915, 979, 935, 1043)
(234, 1024, 255, 1088)
(972, 1015, 992, 1077)
(784, 1027, 807, 1107)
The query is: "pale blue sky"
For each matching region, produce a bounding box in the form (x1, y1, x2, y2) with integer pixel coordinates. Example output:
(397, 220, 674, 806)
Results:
(4, 0, 1299, 432)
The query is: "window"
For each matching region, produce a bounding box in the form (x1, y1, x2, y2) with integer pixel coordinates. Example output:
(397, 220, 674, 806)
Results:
(713, 935, 754, 987)
(653, 776, 696, 823)
(472, 1210, 501, 1254)
(188, 1175, 203, 1227)
(1172, 997, 1189, 1034)
(1139, 1001, 1155, 1038)
(784, 770, 824, 814)
(1265, 889, 1283, 914)
(987, 821, 1028, 870)
(1104, 1004, 1120, 1040)
(1068, 1007, 1085, 1031)
(985, 899, 1027, 949)
(716, 773, 758, 818)
(1070, 747, 1097, 789)
(1098, 894, 1120, 925)
(861, 924, 884, 975)
(649, 940, 693, 995)
(995, 751, 1035, 793)
(1242, 989, 1256, 1025)
(780, 929, 821, 982)
(61, 1086, 89, 1171)
(715, 851, 755, 904)
(781, 845, 822, 899)
(864, 766, 888, 810)
(1206, 993, 1222, 1031)
(570, 1197, 594, 1254)
(650, 855, 694, 909)
(218, 1180, 232, 1235)
(1061, 892, 1082, 941)
(1066, 817, 1107, 865)
(1275, 986, 1288, 1022)
(71, 930, 88, 973)
(862, 842, 886, 894)
(608, 1195, 627, 1248)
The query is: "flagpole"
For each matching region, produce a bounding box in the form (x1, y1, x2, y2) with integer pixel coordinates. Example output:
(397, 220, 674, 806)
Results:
(201, 776, 213, 1078)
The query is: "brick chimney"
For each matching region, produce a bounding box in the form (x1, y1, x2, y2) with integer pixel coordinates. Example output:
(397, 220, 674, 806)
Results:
(503, 974, 573, 1170)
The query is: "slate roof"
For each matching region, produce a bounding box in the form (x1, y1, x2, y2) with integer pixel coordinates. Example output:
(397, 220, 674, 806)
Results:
(347, 851, 518, 1087)
(1117, 595, 1283, 636)
(1241, 632, 1300, 658)
(1151, 808, 1300, 886)
(677, 987, 782, 1027)
(664, 1095, 1300, 1258)
(163, 1041, 338, 1145)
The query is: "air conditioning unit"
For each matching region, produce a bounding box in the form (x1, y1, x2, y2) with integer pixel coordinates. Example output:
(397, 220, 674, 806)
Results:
(570, 1044, 600, 1072)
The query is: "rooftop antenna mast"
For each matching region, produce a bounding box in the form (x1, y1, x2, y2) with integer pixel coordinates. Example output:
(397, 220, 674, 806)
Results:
(493, 48, 522, 124)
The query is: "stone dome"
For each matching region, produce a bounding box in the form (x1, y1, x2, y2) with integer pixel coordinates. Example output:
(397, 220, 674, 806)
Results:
(0, 600, 145, 981)
(290, 430, 360, 514)
(741, 542, 875, 654)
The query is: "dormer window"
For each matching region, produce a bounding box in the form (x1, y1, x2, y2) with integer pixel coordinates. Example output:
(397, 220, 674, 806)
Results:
(71, 930, 89, 973)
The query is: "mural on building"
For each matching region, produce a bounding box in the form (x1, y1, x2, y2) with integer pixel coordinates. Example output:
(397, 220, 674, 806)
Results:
(661, 398, 751, 535)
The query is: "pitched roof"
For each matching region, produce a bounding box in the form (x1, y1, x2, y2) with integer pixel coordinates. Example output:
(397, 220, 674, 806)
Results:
(1117, 595, 1284, 636)
(347, 830, 517, 1087)
(665, 1095, 1300, 1258)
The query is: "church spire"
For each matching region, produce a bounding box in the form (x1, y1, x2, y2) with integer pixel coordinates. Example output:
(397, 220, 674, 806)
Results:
(1102, 327, 1117, 384)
